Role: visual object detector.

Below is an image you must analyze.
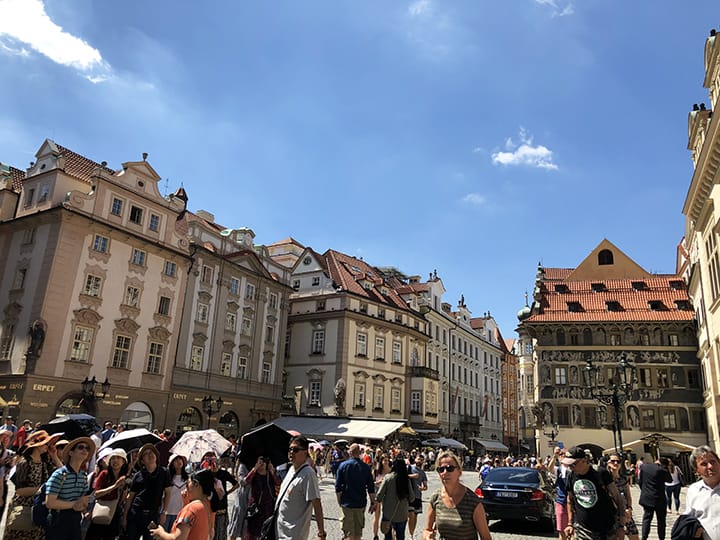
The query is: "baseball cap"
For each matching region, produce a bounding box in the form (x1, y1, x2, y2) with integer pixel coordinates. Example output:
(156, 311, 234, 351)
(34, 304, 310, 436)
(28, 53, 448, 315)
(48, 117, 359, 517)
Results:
(561, 446, 587, 465)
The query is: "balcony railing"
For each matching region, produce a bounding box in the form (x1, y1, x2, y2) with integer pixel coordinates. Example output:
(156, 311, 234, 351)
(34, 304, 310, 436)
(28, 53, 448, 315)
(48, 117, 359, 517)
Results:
(460, 414, 480, 427)
(408, 365, 440, 380)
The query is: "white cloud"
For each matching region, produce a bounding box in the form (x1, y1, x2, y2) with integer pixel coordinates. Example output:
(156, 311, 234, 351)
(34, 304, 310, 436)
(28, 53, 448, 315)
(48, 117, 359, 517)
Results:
(534, 0, 574, 17)
(0, 0, 109, 80)
(491, 128, 558, 171)
(408, 0, 431, 17)
(462, 193, 486, 205)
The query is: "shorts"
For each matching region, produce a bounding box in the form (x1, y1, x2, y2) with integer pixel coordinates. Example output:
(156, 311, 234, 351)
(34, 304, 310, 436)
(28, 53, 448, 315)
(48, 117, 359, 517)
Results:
(409, 498, 422, 513)
(555, 502, 568, 532)
(341, 506, 365, 537)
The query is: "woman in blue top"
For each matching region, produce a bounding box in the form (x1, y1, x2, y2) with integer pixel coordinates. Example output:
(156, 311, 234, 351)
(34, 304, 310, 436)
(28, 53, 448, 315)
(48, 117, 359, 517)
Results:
(45, 436, 96, 540)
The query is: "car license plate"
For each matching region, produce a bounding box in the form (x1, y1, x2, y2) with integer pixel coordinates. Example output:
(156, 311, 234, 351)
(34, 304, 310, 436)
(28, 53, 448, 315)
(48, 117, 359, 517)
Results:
(497, 492, 518, 498)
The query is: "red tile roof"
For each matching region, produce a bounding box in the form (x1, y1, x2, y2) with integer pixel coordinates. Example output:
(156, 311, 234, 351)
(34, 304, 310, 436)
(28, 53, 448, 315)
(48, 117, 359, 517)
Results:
(322, 249, 415, 311)
(9, 165, 25, 191)
(524, 268, 693, 323)
(55, 143, 115, 183)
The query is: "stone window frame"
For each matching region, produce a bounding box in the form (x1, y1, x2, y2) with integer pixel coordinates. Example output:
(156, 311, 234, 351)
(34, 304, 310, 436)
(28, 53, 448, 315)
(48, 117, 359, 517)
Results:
(68, 308, 102, 364)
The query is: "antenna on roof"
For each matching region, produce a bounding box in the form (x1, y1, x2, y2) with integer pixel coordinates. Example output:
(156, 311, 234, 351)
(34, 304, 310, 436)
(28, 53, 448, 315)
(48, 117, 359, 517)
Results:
(164, 177, 169, 197)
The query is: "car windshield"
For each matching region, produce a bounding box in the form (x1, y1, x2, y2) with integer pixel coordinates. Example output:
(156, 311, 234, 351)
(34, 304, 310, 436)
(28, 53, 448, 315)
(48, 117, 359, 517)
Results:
(485, 468, 539, 484)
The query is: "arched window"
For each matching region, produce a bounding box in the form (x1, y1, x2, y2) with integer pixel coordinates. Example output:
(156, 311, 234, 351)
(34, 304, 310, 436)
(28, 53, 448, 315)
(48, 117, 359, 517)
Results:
(598, 249, 614, 265)
(582, 328, 593, 345)
(120, 402, 153, 430)
(556, 329, 566, 346)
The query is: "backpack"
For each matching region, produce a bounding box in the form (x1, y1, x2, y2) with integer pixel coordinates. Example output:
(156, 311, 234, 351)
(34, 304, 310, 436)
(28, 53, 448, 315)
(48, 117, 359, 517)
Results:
(32, 467, 66, 527)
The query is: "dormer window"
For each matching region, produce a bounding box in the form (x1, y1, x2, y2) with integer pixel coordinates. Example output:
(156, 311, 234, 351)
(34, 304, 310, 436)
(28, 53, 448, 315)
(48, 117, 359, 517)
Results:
(606, 301, 622, 312)
(555, 284, 569, 293)
(648, 300, 665, 311)
(23, 188, 35, 208)
(591, 283, 606, 293)
(675, 300, 691, 310)
(632, 281, 647, 291)
(567, 301, 583, 313)
(598, 249, 614, 265)
(669, 280, 684, 290)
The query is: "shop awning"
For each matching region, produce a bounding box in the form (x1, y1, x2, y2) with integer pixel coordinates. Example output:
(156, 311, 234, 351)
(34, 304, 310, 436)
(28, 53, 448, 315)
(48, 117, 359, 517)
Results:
(414, 428, 441, 435)
(470, 438, 509, 452)
(270, 416, 408, 441)
(421, 437, 468, 450)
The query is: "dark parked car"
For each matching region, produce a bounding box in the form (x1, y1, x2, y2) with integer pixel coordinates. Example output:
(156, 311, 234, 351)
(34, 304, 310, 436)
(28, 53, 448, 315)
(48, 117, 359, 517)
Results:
(475, 467, 556, 528)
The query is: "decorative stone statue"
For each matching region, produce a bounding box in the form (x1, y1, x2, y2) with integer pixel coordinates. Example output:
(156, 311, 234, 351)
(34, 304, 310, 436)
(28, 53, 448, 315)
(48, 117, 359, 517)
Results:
(334, 378, 346, 414)
(25, 320, 45, 374)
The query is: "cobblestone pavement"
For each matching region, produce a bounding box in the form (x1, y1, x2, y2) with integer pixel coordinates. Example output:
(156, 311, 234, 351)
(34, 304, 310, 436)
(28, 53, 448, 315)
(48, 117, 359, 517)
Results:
(0, 468, 687, 540)
(306, 470, 688, 540)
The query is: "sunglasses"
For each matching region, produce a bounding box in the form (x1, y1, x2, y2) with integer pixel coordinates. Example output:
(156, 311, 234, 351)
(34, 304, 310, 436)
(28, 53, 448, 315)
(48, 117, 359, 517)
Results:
(289, 447, 306, 453)
(436, 465, 457, 473)
(74, 445, 91, 451)
(608, 460, 621, 464)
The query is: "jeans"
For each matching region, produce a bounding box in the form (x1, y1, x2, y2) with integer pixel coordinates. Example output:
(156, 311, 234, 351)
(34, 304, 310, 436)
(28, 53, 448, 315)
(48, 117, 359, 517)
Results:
(384, 521, 407, 540)
(641, 504, 667, 540)
(126, 508, 160, 540)
(665, 484, 681, 511)
(46, 509, 83, 540)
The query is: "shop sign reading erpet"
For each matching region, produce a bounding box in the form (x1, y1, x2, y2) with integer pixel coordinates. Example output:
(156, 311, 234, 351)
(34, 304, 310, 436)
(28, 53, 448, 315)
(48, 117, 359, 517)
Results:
(33, 384, 55, 392)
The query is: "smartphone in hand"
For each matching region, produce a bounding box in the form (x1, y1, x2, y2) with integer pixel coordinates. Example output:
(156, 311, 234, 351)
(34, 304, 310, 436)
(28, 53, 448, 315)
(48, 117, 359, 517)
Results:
(148, 521, 157, 530)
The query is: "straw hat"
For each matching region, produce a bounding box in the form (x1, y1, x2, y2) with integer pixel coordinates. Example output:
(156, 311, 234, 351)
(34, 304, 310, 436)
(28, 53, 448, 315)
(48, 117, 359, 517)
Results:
(25, 430, 63, 449)
(62, 437, 96, 466)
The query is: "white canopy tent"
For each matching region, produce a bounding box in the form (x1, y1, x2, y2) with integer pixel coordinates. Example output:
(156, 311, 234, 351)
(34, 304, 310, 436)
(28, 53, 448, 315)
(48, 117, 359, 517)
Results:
(421, 437, 468, 451)
(603, 433, 696, 454)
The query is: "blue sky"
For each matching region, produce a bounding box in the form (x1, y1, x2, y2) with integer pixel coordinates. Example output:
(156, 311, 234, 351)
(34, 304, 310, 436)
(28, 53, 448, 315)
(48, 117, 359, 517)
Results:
(0, 0, 716, 338)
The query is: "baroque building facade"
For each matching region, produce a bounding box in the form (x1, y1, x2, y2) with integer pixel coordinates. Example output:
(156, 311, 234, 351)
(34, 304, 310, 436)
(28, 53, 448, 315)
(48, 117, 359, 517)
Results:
(171, 213, 292, 435)
(517, 240, 705, 458)
(269, 239, 430, 425)
(681, 27, 720, 449)
(0, 140, 190, 427)
(0, 140, 291, 436)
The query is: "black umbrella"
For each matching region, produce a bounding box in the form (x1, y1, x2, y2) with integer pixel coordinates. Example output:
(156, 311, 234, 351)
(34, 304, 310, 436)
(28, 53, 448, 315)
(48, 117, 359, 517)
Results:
(239, 423, 291, 467)
(40, 414, 99, 440)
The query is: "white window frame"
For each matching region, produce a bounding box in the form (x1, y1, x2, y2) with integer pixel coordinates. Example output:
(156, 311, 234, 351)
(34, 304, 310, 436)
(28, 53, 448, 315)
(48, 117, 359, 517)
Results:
(357, 333, 367, 356)
(245, 284, 255, 300)
(262, 361, 271, 383)
(241, 317, 253, 336)
(164, 261, 177, 277)
(196, 303, 209, 323)
(84, 275, 102, 297)
(131, 248, 146, 266)
(391, 387, 401, 412)
(129, 205, 144, 225)
(269, 293, 278, 308)
(111, 197, 123, 216)
(112, 335, 132, 369)
(312, 329, 325, 354)
(373, 385, 384, 410)
(225, 312, 236, 332)
(392, 341, 402, 364)
(354, 383, 366, 407)
(70, 326, 93, 362)
(237, 356, 248, 379)
(190, 346, 203, 370)
(411, 391, 421, 414)
(146, 342, 164, 374)
(93, 234, 109, 253)
(309, 380, 322, 406)
(229, 277, 240, 295)
(375, 337, 385, 359)
(149, 213, 161, 232)
(220, 352, 232, 377)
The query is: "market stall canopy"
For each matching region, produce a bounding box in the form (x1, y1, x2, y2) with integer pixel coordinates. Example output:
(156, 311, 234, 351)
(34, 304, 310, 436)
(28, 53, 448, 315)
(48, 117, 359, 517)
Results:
(422, 437, 468, 451)
(603, 433, 697, 454)
(271, 415, 407, 440)
(470, 438, 509, 452)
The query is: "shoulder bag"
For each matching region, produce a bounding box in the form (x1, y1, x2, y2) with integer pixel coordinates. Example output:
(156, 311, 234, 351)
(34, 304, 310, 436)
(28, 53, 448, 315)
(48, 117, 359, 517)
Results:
(259, 464, 309, 540)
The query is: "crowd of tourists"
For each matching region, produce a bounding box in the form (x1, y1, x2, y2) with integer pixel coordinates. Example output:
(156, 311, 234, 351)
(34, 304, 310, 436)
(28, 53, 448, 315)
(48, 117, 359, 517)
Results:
(0, 415, 718, 540)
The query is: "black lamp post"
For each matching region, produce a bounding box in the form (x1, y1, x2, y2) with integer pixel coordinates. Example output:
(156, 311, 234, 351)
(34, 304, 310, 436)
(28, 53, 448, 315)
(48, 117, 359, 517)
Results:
(202, 395, 223, 428)
(80, 376, 110, 400)
(583, 353, 635, 470)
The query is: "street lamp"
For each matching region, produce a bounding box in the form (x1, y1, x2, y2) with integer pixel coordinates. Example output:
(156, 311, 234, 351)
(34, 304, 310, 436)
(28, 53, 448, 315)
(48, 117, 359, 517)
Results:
(80, 376, 110, 400)
(583, 353, 635, 468)
(202, 395, 223, 428)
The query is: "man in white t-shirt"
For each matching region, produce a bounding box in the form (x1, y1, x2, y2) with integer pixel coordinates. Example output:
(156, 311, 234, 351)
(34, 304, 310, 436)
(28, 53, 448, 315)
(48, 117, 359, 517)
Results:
(276, 435, 326, 540)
